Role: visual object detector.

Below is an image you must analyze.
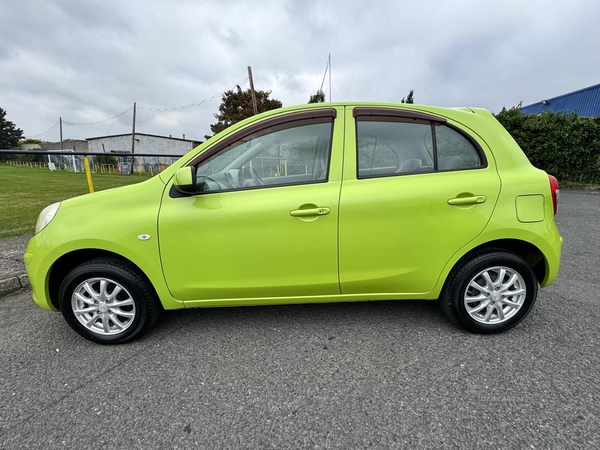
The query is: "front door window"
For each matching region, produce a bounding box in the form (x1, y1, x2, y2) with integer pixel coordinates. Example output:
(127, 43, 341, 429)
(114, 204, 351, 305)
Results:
(195, 122, 333, 193)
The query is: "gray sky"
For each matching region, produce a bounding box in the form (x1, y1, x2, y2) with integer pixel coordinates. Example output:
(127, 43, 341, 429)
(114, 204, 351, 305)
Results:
(1, 0, 599, 142)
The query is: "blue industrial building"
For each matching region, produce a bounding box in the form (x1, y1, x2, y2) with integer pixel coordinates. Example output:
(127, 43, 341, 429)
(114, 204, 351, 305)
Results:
(520, 83, 600, 117)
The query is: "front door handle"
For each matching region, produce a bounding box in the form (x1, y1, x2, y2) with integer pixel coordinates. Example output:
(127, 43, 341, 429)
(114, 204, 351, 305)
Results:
(447, 196, 487, 206)
(290, 207, 331, 217)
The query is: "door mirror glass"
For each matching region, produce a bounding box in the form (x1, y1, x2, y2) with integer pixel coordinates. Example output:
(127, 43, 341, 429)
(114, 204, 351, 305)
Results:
(173, 166, 197, 195)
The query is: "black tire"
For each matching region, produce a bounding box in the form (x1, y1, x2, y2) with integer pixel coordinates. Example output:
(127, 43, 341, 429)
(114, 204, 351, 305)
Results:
(58, 258, 162, 344)
(439, 249, 538, 334)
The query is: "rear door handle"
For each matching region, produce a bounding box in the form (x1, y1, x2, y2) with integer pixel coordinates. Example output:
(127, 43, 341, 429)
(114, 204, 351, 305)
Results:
(447, 196, 487, 206)
(290, 207, 331, 217)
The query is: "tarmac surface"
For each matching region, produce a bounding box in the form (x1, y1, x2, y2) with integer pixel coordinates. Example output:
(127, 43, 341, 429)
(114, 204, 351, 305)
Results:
(0, 234, 30, 297)
(1, 190, 599, 448)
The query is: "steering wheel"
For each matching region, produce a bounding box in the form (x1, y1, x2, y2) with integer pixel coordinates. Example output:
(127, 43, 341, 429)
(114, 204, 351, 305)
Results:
(237, 170, 246, 188)
(249, 166, 264, 186)
(223, 170, 237, 188)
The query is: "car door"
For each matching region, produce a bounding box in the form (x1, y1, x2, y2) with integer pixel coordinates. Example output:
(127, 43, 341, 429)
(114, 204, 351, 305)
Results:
(158, 108, 344, 303)
(339, 107, 501, 295)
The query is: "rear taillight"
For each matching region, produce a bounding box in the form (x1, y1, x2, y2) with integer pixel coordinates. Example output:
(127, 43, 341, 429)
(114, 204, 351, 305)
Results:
(548, 174, 559, 215)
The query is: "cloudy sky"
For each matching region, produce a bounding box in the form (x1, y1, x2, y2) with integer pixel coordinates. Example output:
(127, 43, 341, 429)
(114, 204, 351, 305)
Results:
(1, 0, 599, 143)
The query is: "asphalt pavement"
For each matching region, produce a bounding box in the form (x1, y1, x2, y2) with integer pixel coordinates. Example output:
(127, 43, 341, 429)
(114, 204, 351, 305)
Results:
(0, 190, 599, 449)
(0, 234, 30, 297)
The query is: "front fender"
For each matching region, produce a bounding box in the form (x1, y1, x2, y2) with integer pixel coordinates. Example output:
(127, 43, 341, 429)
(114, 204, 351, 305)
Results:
(25, 176, 183, 311)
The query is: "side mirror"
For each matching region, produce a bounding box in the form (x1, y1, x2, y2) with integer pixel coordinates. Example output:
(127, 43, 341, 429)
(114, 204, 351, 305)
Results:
(173, 166, 197, 195)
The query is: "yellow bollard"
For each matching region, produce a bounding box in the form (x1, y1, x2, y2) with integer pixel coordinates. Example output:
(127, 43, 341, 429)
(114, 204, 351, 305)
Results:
(83, 156, 95, 193)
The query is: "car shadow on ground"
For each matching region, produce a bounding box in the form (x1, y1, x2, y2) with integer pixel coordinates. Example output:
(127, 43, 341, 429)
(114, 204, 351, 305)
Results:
(152, 299, 453, 338)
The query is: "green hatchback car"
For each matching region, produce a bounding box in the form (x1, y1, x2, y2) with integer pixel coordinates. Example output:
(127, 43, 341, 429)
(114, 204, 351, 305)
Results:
(25, 103, 563, 344)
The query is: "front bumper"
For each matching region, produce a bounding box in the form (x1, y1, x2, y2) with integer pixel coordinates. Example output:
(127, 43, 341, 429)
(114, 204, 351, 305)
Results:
(24, 233, 59, 311)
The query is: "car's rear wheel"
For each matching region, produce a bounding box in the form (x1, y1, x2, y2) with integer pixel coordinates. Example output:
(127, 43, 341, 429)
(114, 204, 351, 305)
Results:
(58, 258, 161, 344)
(439, 250, 538, 333)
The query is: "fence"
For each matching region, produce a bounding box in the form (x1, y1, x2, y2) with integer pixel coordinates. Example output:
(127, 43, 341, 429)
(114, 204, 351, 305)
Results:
(0, 150, 182, 175)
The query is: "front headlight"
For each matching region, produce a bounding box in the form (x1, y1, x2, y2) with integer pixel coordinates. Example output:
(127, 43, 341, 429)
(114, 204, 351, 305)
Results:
(35, 202, 61, 234)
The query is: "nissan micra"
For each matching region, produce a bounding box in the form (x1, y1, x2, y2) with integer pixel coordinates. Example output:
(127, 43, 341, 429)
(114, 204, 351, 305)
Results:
(24, 103, 563, 344)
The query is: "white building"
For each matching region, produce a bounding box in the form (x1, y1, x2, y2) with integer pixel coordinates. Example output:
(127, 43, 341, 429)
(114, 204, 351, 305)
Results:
(86, 133, 202, 173)
(42, 139, 88, 152)
(86, 133, 201, 155)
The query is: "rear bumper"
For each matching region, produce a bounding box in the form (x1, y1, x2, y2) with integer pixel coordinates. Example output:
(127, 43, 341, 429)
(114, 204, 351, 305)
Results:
(537, 221, 563, 288)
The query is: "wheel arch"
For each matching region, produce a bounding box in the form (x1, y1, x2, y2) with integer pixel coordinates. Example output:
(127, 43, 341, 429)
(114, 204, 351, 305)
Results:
(438, 243, 540, 334)
(443, 239, 546, 292)
(48, 249, 159, 310)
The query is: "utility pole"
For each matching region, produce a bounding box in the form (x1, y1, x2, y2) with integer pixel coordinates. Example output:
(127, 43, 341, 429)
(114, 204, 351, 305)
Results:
(131, 102, 136, 153)
(328, 53, 332, 102)
(248, 66, 258, 115)
(59, 117, 63, 150)
(130, 102, 136, 174)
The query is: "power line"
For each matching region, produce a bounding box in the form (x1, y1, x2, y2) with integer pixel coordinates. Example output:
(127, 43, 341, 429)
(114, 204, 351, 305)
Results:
(27, 77, 250, 135)
(319, 56, 329, 92)
(62, 107, 133, 126)
(28, 121, 60, 138)
(139, 77, 249, 112)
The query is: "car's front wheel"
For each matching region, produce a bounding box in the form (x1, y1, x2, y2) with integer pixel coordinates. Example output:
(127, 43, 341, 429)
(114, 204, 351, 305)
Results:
(58, 258, 161, 344)
(440, 250, 538, 333)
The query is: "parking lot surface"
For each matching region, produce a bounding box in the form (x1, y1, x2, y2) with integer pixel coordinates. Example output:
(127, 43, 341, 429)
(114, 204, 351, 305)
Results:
(1, 190, 598, 449)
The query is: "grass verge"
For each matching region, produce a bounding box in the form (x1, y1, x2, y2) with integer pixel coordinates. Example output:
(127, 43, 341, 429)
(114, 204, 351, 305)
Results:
(0, 164, 153, 239)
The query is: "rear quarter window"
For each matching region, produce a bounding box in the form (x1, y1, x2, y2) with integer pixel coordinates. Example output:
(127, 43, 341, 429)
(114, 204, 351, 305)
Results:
(435, 125, 483, 170)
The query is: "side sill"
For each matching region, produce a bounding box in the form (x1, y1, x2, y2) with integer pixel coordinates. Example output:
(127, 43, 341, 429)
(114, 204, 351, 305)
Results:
(182, 293, 438, 309)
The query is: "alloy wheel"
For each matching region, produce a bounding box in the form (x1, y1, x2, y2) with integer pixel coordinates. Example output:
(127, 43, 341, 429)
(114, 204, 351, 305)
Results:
(71, 277, 136, 336)
(463, 266, 526, 324)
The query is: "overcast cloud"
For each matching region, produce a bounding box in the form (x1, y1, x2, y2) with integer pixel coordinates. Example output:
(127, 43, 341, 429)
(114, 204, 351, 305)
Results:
(1, 0, 599, 142)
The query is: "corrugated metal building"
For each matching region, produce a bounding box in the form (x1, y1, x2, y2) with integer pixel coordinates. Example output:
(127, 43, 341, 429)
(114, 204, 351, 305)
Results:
(521, 83, 600, 116)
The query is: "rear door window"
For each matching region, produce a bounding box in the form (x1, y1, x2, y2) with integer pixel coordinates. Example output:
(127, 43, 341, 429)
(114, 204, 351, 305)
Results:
(355, 110, 485, 178)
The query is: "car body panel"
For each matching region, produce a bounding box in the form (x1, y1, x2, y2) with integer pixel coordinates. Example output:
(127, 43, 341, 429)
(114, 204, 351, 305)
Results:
(159, 182, 343, 300)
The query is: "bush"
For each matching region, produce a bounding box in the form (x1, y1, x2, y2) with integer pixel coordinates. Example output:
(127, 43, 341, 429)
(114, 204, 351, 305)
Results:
(16, 148, 46, 163)
(495, 107, 600, 183)
(94, 155, 119, 166)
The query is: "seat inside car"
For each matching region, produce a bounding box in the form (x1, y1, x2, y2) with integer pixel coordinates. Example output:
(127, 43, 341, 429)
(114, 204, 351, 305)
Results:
(438, 156, 463, 170)
(396, 158, 422, 173)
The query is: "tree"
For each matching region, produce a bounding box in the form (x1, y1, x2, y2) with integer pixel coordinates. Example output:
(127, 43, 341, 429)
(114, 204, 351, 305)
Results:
(401, 90, 415, 104)
(0, 107, 23, 149)
(206, 86, 282, 138)
(308, 89, 326, 104)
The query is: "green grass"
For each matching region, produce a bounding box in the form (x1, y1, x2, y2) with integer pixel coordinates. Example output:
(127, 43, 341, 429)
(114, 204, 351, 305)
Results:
(0, 164, 153, 239)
